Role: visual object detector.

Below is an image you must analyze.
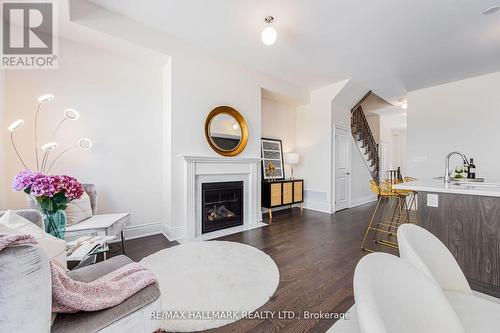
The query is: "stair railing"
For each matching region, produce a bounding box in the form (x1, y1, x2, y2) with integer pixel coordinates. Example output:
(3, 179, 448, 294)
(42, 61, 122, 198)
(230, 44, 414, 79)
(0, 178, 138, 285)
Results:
(351, 105, 379, 181)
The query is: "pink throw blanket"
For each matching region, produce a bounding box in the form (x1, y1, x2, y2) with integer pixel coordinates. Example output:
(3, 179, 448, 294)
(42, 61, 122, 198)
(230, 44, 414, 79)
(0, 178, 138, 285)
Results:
(0, 233, 158, 313)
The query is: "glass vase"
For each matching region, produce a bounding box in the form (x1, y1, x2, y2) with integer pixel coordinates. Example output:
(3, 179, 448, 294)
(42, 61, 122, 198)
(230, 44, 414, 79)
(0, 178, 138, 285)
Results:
(43, 210, 67, 239)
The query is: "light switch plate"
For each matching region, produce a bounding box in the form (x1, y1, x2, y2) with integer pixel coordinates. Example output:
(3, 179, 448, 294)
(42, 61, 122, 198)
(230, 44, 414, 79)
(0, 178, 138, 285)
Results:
(413, 156, 428, 162)
(427, 194, 439, 207)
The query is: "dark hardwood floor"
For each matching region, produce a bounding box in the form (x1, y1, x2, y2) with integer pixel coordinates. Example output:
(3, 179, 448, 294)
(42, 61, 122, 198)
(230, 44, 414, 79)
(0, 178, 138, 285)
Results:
(109, 203, 377, 332)
(108, 232, 178, 262)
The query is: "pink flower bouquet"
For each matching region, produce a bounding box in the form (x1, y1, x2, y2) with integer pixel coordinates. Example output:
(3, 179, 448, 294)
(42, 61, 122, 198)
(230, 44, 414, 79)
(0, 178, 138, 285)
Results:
(12, 170, 84, 238)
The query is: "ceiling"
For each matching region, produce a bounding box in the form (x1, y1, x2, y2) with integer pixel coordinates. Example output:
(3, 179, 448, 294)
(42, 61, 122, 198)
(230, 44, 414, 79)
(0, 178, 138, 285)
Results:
(89, 0, 500, 101)
(361, 93, 393, 112)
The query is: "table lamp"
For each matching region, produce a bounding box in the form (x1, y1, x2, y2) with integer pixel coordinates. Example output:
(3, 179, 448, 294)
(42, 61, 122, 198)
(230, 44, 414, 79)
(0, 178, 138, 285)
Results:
(285, 152, 300, 180)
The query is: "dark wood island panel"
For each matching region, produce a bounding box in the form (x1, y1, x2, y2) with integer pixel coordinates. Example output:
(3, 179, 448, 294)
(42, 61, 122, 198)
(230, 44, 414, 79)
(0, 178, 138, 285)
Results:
(418, 191, 500, 297)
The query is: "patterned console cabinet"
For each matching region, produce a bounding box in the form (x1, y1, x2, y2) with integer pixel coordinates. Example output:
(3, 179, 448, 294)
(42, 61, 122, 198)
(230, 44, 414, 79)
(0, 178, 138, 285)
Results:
(262, 179, 304, 222)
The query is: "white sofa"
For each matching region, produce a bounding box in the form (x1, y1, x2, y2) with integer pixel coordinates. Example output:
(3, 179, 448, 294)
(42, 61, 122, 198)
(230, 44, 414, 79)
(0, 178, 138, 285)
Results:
(0, 209, 67, 267)
(0, 210, 162, 333)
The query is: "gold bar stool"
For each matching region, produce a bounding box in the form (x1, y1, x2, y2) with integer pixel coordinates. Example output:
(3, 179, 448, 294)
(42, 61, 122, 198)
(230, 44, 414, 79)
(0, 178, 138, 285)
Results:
(361, 177, 419, 253)
(361, 180, 404, 252)
(391, 177, 419, 225)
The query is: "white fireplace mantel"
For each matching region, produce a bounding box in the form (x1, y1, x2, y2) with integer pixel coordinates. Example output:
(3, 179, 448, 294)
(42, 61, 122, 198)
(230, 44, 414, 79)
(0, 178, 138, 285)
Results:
(178, 155, 264, 241)
(179, 155, 262, 164)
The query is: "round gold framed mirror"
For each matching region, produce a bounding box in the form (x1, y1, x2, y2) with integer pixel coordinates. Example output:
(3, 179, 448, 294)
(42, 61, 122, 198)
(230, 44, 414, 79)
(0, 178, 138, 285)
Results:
(205, 106, 248, 157)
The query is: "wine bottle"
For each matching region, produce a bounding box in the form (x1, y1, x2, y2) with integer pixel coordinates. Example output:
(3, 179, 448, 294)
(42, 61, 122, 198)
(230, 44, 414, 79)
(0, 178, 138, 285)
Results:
(468, 158, 476, 179)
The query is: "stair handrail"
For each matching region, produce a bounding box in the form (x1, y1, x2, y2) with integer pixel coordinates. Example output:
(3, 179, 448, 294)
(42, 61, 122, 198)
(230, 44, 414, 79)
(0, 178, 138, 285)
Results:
(351, 105, 379, 181)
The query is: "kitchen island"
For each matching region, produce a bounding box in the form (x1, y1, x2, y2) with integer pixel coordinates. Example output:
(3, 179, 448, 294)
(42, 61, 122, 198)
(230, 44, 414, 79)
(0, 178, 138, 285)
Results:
(394, 179, 500, 297)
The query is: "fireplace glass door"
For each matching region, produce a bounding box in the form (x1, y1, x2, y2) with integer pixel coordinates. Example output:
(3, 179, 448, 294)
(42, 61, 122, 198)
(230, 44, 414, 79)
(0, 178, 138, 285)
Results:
(202, 181, 243, 234)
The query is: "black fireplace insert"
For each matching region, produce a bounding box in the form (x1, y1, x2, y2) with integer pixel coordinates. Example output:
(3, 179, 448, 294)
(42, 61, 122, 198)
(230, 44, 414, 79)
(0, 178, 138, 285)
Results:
(202, 181, 243, 234)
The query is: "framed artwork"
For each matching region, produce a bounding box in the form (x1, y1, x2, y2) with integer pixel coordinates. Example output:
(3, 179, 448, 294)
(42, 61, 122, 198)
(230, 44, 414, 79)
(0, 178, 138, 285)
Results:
(261, 138, 285, 181)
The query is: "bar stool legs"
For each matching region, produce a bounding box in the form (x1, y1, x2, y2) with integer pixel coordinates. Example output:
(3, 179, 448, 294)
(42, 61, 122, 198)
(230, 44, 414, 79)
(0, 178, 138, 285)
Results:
(362, 179, 420, 253)
(361, 196, 383, 252)
(361, 195, 406, 253)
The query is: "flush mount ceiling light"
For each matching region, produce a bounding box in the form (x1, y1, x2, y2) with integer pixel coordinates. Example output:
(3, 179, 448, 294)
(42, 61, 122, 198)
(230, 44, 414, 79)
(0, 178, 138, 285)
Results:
(483, 5, 500, 15)
(261, 16, 277, 46)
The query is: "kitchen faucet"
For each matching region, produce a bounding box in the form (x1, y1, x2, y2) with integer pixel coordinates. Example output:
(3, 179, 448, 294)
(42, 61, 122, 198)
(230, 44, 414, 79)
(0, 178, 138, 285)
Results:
(444, 151, 469, 183)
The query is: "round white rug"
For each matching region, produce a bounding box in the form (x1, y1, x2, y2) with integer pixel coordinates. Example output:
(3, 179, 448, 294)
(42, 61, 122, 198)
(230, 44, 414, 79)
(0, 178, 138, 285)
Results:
(140, 241, 280, 332)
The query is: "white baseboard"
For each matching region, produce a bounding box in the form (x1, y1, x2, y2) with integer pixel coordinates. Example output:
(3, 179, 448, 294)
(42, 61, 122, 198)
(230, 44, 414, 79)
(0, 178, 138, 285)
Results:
(350, 195, 377, 208)
(107, 222, 164, 243)
(163, 224, 185, 242)
(303, 200, 333, 214)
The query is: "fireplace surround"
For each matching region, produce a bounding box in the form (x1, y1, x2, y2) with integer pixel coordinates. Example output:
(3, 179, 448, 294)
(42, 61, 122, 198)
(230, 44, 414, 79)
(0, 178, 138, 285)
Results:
(179, 155, 263, 241)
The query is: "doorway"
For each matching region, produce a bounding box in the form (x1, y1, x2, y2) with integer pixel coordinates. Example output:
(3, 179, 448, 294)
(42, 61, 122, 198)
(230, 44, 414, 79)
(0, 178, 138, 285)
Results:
(334, 124, 351, 211)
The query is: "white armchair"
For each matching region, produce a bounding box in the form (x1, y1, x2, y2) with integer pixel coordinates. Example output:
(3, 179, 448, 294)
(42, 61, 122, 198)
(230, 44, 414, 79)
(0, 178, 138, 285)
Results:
(397, 223, 472, 294)
(397, 224, 500, 333)
(354, 253, 465, 333)
(329, 225, 500, 333)
(27, 184, 130, 253)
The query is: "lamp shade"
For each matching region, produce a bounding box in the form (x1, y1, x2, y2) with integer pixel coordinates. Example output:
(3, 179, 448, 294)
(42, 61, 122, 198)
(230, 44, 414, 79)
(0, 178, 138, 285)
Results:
(41, 142, 58, 151)
(285, 152, 299, 165)
(64, 109, 80, 120)
(78, 138, 93, 150)
(8, 119, 24, 132)
(37, 94, 54, 103)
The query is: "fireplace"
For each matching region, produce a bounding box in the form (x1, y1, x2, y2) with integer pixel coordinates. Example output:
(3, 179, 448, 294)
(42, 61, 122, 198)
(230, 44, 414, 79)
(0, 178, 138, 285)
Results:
(202, 181, 243, 234)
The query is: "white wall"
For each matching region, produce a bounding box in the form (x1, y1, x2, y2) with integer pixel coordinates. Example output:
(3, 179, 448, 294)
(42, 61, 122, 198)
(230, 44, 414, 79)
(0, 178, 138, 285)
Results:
(331, 81, 368, 128)
(379, 111, 408, 178)
(392, 128, 407, 175)
(295, 79, 373, 212)
(261, 97, 298, 212)
(295, 80, 348, 212)
(350, 137, 377, 206)
(4, 37, 165, 229)
(161, 60, 172, 241)
(407, 71, 500, 180)
(261, 98, 297, 177)
(366, 114, 380, 144)
(0, 70, 6, 209)
(331, 81, 371, 210)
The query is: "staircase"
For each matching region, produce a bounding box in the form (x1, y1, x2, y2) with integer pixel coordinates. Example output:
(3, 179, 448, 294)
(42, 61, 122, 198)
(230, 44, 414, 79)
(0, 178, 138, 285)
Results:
(351, 104, 379, 181)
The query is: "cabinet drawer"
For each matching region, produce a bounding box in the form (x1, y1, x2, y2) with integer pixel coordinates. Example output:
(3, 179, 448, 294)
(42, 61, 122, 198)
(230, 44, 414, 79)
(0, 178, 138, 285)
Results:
(294, 181, 303, 202)
(270, 183, 282, 206)
(283, 182, 293, 204)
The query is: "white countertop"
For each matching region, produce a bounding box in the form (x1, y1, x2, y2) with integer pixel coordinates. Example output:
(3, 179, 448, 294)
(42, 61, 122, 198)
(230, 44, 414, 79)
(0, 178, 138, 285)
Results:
(393, 179, 500, 197)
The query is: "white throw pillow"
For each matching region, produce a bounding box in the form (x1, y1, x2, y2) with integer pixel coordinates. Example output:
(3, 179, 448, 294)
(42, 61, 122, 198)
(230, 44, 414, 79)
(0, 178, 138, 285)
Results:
(65, 191, 92, 226)
(0, 222, 20, 235)
(0, 210, 67, 267)
(0, 210, 45, 237)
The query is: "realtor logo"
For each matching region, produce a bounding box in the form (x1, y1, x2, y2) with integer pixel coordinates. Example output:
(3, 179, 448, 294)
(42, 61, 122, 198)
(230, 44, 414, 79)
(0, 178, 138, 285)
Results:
(1, 1, 58, 69)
